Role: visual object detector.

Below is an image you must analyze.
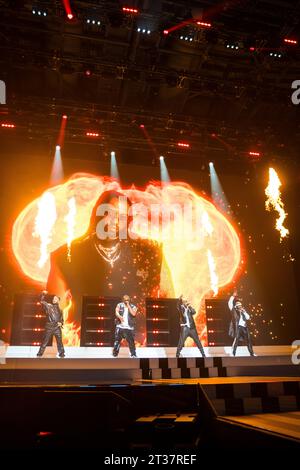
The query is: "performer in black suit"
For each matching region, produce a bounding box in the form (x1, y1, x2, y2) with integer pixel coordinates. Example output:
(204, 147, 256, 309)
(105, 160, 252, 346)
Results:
(228, 293, 255, 356)
(113, 294, 137, 358)
(176, 295, 205, 358)
(37, 290, 65, 358)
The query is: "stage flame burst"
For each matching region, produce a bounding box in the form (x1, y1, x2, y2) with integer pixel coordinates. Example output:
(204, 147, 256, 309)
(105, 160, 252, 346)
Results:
(65, 197, 77, 262)
(265, 168, 289, 241)
(207, 249, 219, 296)
(33, 192, 57, 268)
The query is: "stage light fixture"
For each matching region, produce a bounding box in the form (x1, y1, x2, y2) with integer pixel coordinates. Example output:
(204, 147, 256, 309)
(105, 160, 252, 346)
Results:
(177, 142, 190, 148)
(163, 29, 169, 35)
(284, 38, 297, 45)
(32, 8, 47, 16)
(248, 151, 261, 159)
(1, 123, 15, 128)
(62, 0, 74, 20)
(122, 7, 138, 14)
(226, 43, 239, 50)
(86, 18, 101, 26)
(86, 132, 99, 137)
(180, 36, 193, 42)
(137, 27, 151, 34)
(269, 52, 282, 58)
(62, 115, 68, 119)
(196, 21, 211, 28)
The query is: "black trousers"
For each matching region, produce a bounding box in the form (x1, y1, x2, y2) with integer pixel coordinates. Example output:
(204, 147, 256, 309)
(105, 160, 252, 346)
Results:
(176, 326, 205, 357)
(113, 327, 136, 356)
(38, 322, 65, 356)
(232, 325, 254, 356)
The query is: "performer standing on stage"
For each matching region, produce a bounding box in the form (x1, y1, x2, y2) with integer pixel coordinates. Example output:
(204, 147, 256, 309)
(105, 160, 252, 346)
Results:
(113, 294, 137, 358)
(228, 293, 255, 356)
(176, 295, 206, 358)
(37, 290, 65, 358)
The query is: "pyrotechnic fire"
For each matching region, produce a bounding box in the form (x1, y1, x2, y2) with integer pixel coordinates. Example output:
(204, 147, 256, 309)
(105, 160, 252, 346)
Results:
(65, 197, 77, 262)
(265, 168, 289, 241)
(207, 249, 218, 296)
(62, 293, 80, 346)
(33, 191, 57, 268)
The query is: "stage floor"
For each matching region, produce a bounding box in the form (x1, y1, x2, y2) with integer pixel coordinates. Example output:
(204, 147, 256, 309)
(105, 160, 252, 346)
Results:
(1, 344, 295, 359)
(0, 345, 299, 385)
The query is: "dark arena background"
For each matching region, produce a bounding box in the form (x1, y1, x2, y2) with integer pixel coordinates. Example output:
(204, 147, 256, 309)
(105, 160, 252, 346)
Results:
(0, 0, 300, 456)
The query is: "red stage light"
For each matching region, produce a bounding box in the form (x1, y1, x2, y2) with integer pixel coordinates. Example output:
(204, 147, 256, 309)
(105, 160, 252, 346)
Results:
(86, 132, 99, 137)
(196, 21, 212, 28)
(122, 7, 138, 14)
(85, 69, 92, 77)
(1, 329, 5, 334)
(1, 123, 15, 128)
(139, 124, 145, 128)
(249, 47, 255, 52)
(62, 115, 68, 119)
(62, 0, 74, 20)
(177, 142, 190, 148)
(249, 151, 260, 157)
(284, 38, 297, 45)
(163, 29, 169, 35)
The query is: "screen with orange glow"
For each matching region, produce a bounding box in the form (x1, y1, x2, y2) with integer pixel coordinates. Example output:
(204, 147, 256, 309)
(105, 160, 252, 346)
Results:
(0, 153, 298, 346)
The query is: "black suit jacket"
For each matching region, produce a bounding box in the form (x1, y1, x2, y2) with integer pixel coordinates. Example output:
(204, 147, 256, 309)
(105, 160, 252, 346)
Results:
(177, 300, 196, 329)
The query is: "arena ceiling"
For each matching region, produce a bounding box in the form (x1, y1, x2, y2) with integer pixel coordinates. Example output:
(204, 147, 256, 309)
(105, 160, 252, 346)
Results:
(1, 0, 300, 169)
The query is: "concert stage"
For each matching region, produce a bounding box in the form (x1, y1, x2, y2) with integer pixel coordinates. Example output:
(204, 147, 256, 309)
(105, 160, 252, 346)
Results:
(0, 345, 299, 385)
(1, 344, 299, 450)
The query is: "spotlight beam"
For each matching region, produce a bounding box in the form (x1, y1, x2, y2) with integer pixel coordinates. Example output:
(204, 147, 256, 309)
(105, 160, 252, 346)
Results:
(57, 114, 68, 147)
(139, 125, 159, 161)
(61, 0, 74, 19)
(163, 0, 236, 35)
(50, 145, 64, 185)
(159, 156, 170, 183)
(209, 162, 231, 216)
(110, 151, 120, 180)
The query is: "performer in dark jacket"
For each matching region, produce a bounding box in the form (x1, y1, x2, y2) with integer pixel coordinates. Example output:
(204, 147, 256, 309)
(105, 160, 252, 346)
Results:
(37, 290, 65, 358)
(113, 294, 137, 358)
(228, 293, 255, 356)
(176, 295, 205, 358)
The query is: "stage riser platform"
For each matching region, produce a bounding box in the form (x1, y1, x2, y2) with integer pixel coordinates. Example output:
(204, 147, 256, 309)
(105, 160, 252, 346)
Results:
(0, 346, 299, 384)
(202, 381, 300, 416)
